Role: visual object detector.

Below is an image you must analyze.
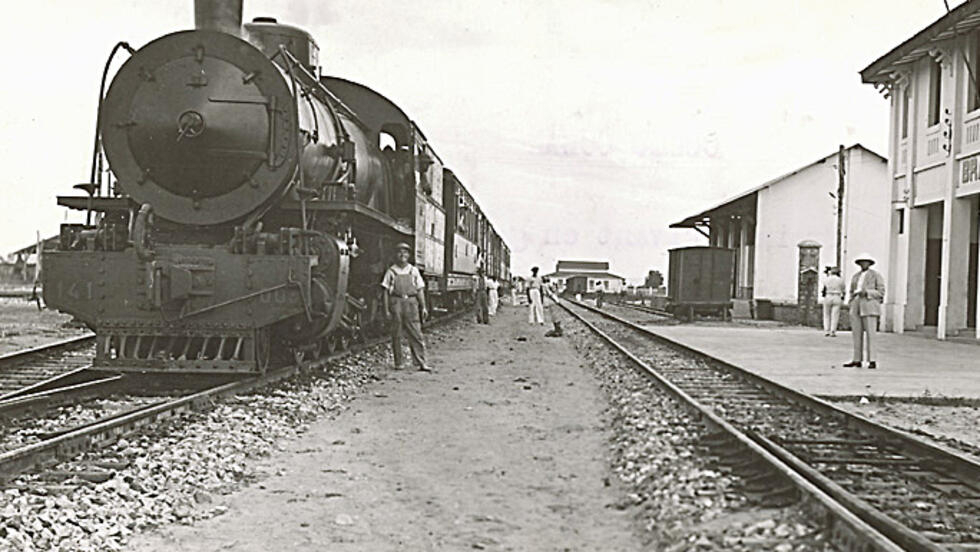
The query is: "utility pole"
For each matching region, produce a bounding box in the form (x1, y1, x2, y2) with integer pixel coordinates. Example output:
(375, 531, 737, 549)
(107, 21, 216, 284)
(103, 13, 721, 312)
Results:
(836, 145, 846, 268)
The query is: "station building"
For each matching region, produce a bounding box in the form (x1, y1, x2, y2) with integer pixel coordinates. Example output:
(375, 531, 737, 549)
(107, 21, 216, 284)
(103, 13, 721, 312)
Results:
(543, 260, 626, 294)
(670, 145, 890, 322)
(861, 1, 980, 339)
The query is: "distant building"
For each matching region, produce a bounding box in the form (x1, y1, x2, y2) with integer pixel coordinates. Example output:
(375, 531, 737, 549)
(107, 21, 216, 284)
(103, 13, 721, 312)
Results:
(861, 1, 980, 339)
(670, 144, 890, 322)
(543, 260, 626, 293)
(0, 236, 56, 287)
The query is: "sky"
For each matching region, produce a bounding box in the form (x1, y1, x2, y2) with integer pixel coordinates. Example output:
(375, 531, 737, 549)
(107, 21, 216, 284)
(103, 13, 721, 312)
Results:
(0, 0, 965, 282)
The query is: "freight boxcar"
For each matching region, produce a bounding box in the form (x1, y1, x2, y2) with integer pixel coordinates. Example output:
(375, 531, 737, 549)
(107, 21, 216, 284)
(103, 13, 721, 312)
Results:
(667, 246, 735, 321)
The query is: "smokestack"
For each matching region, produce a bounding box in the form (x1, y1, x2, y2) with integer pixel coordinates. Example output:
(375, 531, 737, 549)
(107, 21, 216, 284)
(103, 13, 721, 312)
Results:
(194, 0, 243, 35)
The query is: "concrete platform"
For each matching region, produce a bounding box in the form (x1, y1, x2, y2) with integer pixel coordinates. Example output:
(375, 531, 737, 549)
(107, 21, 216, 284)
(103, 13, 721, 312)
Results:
(647, 323, 980, 399)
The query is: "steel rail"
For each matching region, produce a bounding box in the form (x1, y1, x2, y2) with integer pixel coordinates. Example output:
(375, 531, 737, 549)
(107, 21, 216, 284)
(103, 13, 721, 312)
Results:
(609, 300, 673, 318)
(0, 375, 125, 418)
(558, 298, 946, 552)
(567, 299, 980, 484)
(0, 335, 98, 404)
(0, 334, 95, 366)
(0, 310, 466, 482)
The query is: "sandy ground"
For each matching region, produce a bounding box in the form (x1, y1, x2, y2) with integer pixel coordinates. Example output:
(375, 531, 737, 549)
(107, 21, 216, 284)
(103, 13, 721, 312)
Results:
(127, 305, 640, 551)
(834, 400, 980, 461)
(0, 298, 87, 355)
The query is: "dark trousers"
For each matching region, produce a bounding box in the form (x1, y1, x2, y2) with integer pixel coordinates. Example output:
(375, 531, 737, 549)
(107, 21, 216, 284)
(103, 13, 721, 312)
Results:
(390, 296, 426, 367)
(476, 291, 489, 324)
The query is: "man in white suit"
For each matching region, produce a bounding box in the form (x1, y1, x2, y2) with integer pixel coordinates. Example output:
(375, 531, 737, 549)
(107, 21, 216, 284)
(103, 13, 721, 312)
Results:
(843, 253, 885, 369)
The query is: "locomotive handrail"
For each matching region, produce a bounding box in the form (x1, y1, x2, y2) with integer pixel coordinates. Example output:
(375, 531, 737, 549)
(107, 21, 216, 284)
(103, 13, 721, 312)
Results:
(273, 48, 357, 143)
(90, 41, 135, 198)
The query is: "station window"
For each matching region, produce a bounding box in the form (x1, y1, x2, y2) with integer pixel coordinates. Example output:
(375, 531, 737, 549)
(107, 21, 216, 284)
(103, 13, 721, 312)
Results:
(970, 33, 980, 112)
(929, 59, 943, 127)
(901, 86, 910, 139)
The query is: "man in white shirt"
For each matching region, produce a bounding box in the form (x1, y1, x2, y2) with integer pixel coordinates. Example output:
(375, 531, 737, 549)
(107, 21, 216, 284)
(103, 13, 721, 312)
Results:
(487, 278, 500, 316)
(527, 267, 545, 325)
(381, 243, 432, 372)
(821, 267, 845, 337)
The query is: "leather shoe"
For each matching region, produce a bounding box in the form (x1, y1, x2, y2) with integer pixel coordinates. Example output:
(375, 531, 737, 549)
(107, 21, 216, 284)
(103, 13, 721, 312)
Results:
(868, 361, 877, 369)
(842, 361, 862, 368)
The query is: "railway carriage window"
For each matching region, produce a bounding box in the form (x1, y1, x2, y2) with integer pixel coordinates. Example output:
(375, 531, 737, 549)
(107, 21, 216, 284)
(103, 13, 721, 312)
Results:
(418, 151, 434, 195)
(897, 208, 905, 235)
(929, 59, 942, 127)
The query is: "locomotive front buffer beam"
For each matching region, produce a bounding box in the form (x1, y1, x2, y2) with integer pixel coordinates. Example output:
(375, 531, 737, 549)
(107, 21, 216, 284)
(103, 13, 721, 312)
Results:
(42, 246, 317, 374)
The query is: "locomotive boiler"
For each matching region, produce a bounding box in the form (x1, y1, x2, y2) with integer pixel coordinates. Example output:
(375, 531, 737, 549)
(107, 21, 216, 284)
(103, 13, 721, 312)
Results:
(43, 0, 509, 374)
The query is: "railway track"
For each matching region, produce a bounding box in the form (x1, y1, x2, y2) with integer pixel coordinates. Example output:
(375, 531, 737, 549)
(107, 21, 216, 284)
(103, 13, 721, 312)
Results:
(0, 310, 466, 483)
(558, 298, 979, 552)
(609, 300, 673, 319)
(0, 334, 97, 401)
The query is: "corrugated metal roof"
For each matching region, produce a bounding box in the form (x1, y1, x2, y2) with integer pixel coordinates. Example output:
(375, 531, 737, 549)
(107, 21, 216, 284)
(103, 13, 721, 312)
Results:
(861, 0, 980, 84)
(669, 144, 885, 229)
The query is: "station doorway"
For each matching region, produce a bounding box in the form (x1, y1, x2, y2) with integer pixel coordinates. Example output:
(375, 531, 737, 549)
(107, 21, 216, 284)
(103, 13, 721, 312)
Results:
(971, 204, 980, 329)
(924, 204, 943, 326)
(969, 239, 977, 328)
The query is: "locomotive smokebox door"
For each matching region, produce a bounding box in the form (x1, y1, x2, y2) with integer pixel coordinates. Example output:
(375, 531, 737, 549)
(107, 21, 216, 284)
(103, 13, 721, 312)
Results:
(100, 30, 298, 226)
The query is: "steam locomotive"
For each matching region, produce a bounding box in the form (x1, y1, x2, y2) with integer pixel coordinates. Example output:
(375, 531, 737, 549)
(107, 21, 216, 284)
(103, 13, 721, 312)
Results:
(43, 0, 510, 374)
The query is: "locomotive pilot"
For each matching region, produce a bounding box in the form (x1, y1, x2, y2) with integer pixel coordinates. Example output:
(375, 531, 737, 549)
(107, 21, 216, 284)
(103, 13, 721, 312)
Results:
(382, 243, 433, 372)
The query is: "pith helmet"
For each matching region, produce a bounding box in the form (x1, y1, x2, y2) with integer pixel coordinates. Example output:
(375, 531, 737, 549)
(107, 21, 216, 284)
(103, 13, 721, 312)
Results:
(854, 253, 876, 266)
(395, 242, 412, 252)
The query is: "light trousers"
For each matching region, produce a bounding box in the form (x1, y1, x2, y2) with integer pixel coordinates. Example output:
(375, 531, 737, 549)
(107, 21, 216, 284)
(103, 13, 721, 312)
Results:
(488, 289, 499, 316)
(528, 289, 545, 324)
(823, 295, 842, 334)
(850, 309, 878, 362)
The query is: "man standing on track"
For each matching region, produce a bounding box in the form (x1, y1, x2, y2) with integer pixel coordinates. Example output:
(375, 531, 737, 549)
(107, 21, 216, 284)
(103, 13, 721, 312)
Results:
(527, 266, 545, 325)
(382, 243, 433, 372)
(821, 267, 845, 337)
(843, 254, 885, 369)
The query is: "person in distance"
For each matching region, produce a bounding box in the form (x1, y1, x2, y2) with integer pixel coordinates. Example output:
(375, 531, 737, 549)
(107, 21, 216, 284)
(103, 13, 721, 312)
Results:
(842, 254, 885, 369)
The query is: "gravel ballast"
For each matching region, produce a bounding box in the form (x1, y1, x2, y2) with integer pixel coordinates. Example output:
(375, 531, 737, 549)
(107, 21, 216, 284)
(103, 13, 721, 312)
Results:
(551, 306, 834, 550)
(0, 321, 465, 552)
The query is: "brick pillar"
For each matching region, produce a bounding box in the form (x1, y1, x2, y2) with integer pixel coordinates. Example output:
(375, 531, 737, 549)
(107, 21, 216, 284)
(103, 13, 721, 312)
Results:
(798, 240, 822, 327)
